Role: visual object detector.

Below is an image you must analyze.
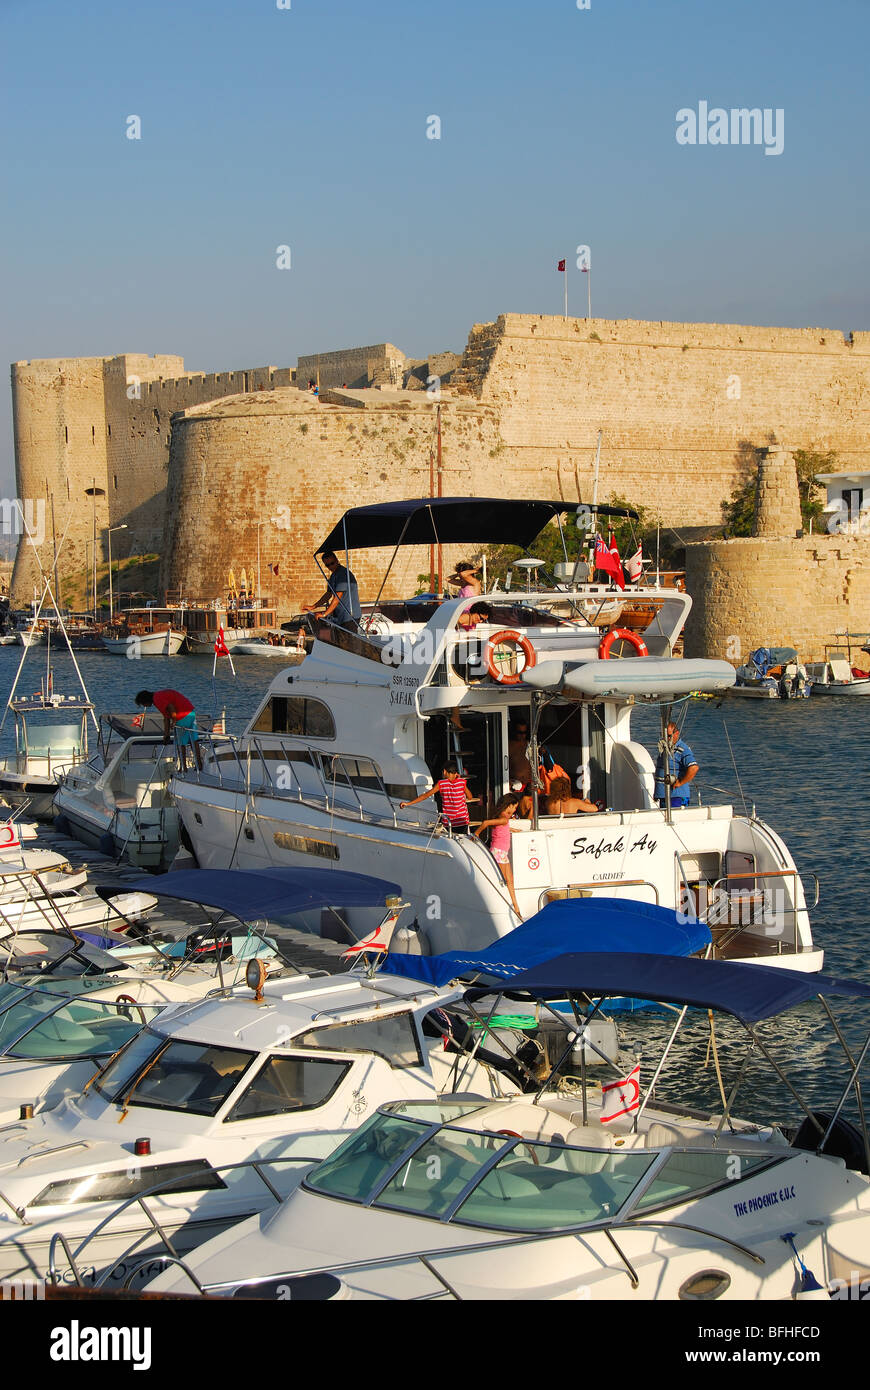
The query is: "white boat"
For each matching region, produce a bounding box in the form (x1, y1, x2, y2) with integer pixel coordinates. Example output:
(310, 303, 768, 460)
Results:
(16, 625, 46, 649)
(232, 634, 306, 660)
(1, 962, 514, 1287)
(807, 634, 870, 695)
(0, 689, 94, 819)
(171, 498, 821, 974)
(0, 917, 279, 1127)
(0, 884, 155, 943)
(101, 627, 186, 657)
(145, 954, 870, 1302)
(53, 713, 180, 870)
(0, 850, 87, 901)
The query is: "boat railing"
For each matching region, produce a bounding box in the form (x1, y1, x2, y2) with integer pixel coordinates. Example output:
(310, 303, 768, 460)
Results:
(537, 879, 661, 912)
(187, 733, 425, 833)
(46, 1150, 341, 1291)
(113, 1203, 765, 1301)
(707, 868, 803, 953)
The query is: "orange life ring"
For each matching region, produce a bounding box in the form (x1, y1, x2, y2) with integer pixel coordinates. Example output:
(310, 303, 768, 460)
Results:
(485, 630, 537, 685)
(598, 627, 649, 660)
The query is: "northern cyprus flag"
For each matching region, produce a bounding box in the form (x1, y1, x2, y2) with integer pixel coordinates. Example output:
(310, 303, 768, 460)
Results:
(600, 1063, 641, 1123)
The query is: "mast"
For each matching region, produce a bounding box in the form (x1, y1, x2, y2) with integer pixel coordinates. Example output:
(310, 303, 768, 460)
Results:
(436, 404, 443, 594)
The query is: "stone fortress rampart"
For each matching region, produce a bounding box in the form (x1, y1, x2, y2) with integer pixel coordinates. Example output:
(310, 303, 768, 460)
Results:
(10, 354, 294, 600)
(10, 314, 870, 654)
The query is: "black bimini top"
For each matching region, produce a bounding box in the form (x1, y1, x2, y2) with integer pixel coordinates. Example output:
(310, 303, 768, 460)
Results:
(317, 497, 639, 554)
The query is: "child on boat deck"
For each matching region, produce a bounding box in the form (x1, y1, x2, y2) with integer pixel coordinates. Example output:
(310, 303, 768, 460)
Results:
(399, 762, 479, 834)
(475, 793, 523, 919)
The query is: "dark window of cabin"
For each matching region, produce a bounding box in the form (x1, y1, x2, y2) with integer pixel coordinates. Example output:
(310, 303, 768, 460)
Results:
(251, 696, 335, 740)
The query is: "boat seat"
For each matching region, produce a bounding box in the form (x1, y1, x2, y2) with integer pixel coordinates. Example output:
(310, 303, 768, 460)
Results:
(645, 1121, 721, 1149)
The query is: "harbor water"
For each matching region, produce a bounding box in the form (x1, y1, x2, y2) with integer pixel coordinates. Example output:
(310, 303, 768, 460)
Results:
(2, 645, 868, 1130)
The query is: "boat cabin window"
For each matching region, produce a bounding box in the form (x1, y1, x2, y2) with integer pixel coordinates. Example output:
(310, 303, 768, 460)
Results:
(252, 696, 335, 740)
(93, 1027, 166, 1099)
(95, 1032, 256, 1116)
(225, 1055, 350, 1122)
(296, 1012, 422, 1069)
(30, 1159, 226, 1208)
(6, 998, 162, 1061)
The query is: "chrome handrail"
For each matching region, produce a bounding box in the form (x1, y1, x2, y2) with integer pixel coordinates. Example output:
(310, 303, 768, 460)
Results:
(538, 879, 660, 911)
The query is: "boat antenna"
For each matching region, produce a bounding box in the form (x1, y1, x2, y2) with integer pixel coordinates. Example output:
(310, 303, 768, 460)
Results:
(720, 715, 748, 817)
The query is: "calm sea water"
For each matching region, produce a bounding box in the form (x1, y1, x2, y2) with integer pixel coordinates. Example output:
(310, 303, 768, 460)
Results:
(2, 646, 868, 1129)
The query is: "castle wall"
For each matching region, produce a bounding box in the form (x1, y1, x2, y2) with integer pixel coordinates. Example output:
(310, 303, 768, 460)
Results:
(296, 344, 405, 392)
(452, 314, 870, 525)
(11, 356, 112, 603)
(684, 535, 870, 662)
(160, 389, 502, 606)
(10, 355, 294, 604)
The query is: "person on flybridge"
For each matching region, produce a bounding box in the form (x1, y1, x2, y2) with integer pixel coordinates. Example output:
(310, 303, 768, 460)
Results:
(301, 551, 361, 633)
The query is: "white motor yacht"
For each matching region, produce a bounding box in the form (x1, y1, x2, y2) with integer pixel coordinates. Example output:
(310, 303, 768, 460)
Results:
(172, 498, 820, 973)
(0, 963, 517, 1288)
(807, 634, 870, 695)
(54, 713, 180, 869)
(144, 953, 870, 1302)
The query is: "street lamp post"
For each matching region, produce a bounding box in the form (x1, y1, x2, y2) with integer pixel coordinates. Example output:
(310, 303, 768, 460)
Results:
(256, 521, 267, 603)
(107, 524, 128, 621)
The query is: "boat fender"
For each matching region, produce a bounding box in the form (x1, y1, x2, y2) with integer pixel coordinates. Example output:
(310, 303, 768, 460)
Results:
(598, 628, 649, 660)
(485, 630, 537, 685)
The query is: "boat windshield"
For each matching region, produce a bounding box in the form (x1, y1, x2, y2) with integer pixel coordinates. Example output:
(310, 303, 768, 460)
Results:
(94, 1027, 256, 1116)
(304, 1110, 656, 1232)
(4, 996, 163, 1060)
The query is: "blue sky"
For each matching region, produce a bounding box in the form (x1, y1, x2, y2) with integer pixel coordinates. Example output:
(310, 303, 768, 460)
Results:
(1, 0, 867, 491)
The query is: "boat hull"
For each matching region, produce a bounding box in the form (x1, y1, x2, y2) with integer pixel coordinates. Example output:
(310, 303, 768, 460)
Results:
(101, 628, 185, 656)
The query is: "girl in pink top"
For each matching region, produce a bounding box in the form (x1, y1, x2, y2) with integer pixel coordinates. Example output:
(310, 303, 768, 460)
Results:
(475, 793, 523, 919)
(449, 560, 482, 598)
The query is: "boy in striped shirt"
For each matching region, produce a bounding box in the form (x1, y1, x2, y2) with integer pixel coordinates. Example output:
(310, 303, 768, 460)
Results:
(399, 762, 478, 834)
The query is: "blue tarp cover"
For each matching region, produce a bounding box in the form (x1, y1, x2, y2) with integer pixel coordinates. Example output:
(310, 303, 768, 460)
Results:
(500, 951, 870, 1024)
(382, 897, 711, 987)
(96, 867, 402, 921)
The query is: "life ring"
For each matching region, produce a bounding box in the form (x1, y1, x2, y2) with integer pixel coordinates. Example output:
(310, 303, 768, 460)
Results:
(485, 630, 537, 685)
(598, 627, 649, 660)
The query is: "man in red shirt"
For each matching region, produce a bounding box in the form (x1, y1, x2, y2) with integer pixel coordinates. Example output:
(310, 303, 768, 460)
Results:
(135, 689, 202, 771)
(399, 761, 479, 834)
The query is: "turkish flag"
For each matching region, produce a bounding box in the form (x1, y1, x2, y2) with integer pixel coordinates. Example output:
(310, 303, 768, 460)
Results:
(557, 259, 566, 272)
(214, 626, 230, 656)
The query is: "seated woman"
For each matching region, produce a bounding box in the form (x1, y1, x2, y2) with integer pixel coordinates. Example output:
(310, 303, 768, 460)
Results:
(543, 775, 601, 815)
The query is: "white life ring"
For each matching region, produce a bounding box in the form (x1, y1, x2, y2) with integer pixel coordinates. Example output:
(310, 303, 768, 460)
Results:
(485, 630, 537, 685)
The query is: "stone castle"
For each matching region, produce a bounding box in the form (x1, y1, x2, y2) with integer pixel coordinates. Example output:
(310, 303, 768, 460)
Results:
(10, 314, 870, 655)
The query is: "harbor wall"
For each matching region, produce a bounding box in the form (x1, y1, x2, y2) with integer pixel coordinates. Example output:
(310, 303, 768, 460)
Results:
(684, 535, 870, 662)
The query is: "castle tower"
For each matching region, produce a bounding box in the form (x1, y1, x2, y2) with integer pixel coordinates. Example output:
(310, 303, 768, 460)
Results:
(753, 444, 803, 538)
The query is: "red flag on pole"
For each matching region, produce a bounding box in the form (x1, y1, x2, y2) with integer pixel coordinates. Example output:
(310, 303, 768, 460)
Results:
(594, 534, 625, 589)
(557, 259, 566, 272)
(214, 626, 230, 657)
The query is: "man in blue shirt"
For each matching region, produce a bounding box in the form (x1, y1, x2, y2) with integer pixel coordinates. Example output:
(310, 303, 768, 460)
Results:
(302, 551, 361, 631)
(654, 721, 699, 808)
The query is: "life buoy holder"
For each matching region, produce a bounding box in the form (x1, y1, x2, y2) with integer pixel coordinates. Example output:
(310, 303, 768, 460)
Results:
(485, 630, 537, 685)
(598, 627, 649, 660)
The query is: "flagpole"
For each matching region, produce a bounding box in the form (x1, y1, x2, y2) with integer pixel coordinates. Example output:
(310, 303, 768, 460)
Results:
(564, 263, 568, 321)
(587, 267, 592, 320)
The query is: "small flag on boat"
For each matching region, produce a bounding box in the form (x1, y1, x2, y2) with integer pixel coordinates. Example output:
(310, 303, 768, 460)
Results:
(214, 627, 230, 657)
(594, 533, 625, 590)
(625, 545, 643, 582)
(131, 712, 144, 728)
(341, 906, 404, 961)
(557, 259, 566, 272)
(600, 1063, 641, 1124)
(0, 822, 21, 850)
